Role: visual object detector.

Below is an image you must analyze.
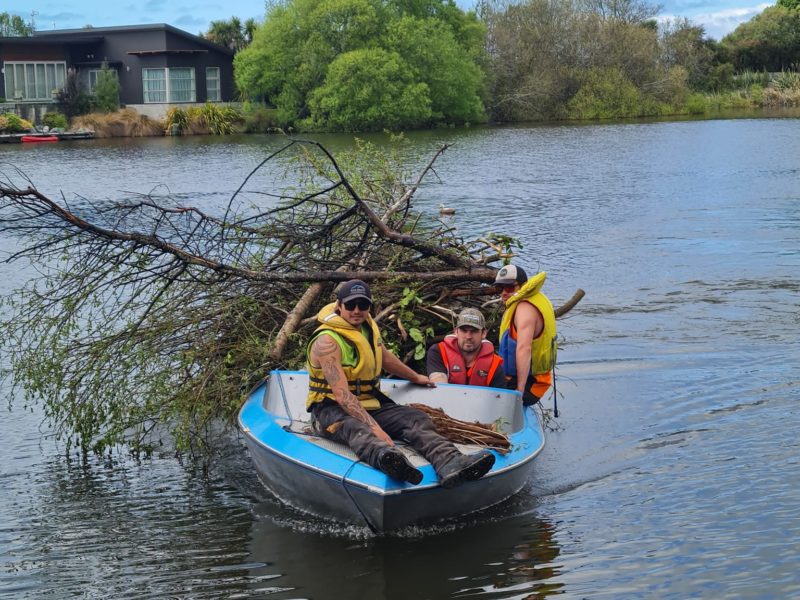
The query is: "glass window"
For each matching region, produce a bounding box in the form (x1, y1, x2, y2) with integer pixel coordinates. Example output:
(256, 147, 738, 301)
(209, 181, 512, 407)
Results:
(88, 70, 101, 92)
(143, 67, 196, 103)
(35, 64, 47, 98)
(143, 68, 166, 103)
(4, 67, 14, 100)
(168, 68, 195, 102)
(206, 67, 220, 102)
(3, 62, 67, 100)
(25, 64, 36, 98)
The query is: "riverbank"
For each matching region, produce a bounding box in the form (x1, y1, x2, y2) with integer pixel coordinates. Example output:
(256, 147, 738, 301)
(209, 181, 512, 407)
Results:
(47, 86, 800, 140)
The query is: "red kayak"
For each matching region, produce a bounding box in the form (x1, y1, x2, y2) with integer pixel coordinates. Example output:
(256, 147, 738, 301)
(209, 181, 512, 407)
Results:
(21, 135, 59, 143)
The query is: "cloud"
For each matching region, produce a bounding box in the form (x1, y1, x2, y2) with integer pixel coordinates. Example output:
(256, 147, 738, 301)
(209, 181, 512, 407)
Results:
(173, 13, 211, 28)
(694, 3, 770, 39)
(659, 3, 770, 40)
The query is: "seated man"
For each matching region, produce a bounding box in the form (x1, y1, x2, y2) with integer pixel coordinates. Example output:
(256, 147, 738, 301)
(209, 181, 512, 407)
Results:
(426, 308, 505, 388)
(306, 279, 495, 489)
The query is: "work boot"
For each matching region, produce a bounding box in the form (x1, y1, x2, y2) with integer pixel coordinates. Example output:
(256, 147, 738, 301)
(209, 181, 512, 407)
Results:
(377, 447, 423, 485)
(438, 450, 495, 489)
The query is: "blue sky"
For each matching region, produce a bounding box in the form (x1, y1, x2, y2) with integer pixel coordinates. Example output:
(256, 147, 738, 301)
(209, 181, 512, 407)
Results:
(3, 0, 773, 41)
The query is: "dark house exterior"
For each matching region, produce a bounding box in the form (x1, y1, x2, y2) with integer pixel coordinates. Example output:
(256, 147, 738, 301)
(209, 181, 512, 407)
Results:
(0, 23, 235, 120)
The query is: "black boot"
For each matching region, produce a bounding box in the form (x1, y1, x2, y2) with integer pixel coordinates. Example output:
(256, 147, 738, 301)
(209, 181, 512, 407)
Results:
(437, 450, 495, 489)
(377, 447, 423, 485)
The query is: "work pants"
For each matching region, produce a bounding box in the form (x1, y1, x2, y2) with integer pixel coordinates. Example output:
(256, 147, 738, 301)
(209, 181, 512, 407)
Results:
(310, 397, 462, 473)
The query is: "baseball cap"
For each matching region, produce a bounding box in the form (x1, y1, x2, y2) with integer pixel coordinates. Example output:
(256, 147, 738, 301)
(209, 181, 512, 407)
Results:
(456, 308, 486, 330)
(494, 264, 528, 286)
(337, 279, 372, 304)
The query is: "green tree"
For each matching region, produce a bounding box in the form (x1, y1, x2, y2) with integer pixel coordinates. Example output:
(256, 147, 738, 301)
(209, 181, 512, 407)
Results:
(203, 16, 257, 51)
(234, 0, 486, 130)
(307, 47, 432, 130)
(56, 68, 91, 119)
(0, 12, 33, 36)
(659, 18, 714, 90)
(93, 62, 121, 113)
(721, 6, 800, 71)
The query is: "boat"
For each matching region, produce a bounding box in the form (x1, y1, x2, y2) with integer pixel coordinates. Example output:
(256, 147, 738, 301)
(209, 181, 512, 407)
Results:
(238, 370, 545, 532)
(21, 135, 59, 143)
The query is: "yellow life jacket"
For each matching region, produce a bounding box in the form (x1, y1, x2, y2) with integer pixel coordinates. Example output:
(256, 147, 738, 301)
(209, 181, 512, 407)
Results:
(498, 271, 557, 379)
(306, 302, 383, 410)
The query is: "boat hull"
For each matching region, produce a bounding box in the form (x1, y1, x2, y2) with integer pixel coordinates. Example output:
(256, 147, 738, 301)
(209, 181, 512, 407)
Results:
(239, 370, 545, 532)
(21, 135, 59, 143)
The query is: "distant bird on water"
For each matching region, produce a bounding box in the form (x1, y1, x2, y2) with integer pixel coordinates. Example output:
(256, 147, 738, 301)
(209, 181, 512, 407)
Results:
(438, 203, 456, 215)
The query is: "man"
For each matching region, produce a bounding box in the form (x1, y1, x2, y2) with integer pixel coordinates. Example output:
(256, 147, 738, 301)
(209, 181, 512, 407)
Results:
(426, 308, 505, 388)
(495, 265, 557, 406)
(306, 279, 495, 488)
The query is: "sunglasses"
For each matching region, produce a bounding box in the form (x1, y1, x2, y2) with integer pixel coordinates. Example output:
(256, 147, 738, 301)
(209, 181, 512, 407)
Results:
(343, 299, 372, 311)
(496, 283, 517, 291)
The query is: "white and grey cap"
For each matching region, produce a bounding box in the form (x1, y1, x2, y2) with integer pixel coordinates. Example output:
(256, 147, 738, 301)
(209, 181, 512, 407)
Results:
(494, 264, 528, 286)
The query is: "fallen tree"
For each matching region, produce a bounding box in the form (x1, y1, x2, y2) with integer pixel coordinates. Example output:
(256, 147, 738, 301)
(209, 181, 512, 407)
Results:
(0, 138, 582, 456)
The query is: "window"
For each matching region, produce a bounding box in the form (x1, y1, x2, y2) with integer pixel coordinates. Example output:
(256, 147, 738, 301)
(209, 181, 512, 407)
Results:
(143, 69, 166, 102)
(3, 61, 66, 100)
(206, 67, 220, 102)
(142, 67, 195, 103)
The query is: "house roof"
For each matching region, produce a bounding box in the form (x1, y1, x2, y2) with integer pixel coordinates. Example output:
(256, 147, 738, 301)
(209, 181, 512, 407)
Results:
(25, 23, 234, 55)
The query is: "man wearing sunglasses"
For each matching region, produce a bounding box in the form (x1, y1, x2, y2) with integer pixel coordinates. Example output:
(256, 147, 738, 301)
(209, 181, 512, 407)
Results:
(495, 265, 557, 406)
(306, 279, 495, 488)
(426, 308, 505, 388)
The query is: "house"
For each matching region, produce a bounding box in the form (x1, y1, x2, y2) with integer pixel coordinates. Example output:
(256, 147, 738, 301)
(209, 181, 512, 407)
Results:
(0, 23, 236, 122)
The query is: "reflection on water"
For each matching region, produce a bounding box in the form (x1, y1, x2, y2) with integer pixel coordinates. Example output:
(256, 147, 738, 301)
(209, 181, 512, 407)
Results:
(245, 500, 562, 600)
(2, 117, 800, 598)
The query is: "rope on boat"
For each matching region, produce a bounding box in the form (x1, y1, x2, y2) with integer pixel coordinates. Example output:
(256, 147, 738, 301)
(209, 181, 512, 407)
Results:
(275, 371, 295, 431)
(341, 459, 379, 534)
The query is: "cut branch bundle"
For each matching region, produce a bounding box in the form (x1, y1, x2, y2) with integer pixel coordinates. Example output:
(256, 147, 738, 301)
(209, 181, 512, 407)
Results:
(409, 403, 511, 454)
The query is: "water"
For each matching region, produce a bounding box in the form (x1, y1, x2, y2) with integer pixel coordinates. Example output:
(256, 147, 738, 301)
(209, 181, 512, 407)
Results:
(1, 118, 799, 598)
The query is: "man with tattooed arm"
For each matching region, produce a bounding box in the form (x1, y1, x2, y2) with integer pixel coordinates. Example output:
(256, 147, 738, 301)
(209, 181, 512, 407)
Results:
(306, 279, 495, 488)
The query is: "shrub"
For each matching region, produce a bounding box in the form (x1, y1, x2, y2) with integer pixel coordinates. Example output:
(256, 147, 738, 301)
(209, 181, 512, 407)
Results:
(72, 108, 163, 138)
(164, 103, 242, 135)
(240, 101, 280, 133)
(42, 112, 69, 130)
(685, 93, 708, 114)
(57, 68, 91, 118)
(199, 102, 242, 135)
(0, 112, 33, 132)
(164, 107, 190, 135)
(772, 70, 800, 91)
(567, 68, 642, 119)
(92, 62, 121, 113)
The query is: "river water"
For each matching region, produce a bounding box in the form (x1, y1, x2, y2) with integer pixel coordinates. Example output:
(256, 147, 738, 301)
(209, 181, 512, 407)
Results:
(1, 118, 798, 599)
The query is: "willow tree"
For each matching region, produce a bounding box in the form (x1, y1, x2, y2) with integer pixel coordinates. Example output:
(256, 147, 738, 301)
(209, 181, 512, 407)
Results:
(234, 0, 487, 130)
(1, 140, 566, 456)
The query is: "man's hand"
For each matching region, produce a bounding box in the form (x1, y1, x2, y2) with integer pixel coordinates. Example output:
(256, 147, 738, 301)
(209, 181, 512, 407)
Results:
(429, 371, 448, 384)
(410, 373, 436, 387)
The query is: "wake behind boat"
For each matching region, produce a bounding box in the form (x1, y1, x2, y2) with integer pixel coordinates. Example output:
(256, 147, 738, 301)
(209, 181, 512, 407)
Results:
(238, 370, 545, 532)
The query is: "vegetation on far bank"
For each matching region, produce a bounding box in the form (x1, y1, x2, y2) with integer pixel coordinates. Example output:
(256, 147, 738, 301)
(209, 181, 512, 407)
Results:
(4, 0, 800, 137)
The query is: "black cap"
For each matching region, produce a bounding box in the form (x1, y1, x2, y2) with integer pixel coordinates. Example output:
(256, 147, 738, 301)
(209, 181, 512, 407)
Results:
(337, 279, 372, 303)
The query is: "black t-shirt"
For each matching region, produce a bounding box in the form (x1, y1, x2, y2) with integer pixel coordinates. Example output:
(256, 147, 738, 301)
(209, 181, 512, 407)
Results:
(426, 343, 506, 388)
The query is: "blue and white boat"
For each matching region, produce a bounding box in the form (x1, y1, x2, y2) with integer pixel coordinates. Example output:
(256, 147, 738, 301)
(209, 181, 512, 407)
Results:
(238, 370, 545, 532)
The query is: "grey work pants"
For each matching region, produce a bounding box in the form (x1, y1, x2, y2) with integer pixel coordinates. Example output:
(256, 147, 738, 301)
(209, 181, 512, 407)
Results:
(310, 398, 462, 473)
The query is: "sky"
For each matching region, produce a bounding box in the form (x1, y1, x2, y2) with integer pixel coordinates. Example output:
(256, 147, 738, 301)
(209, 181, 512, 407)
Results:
(1, 0, 775, 41)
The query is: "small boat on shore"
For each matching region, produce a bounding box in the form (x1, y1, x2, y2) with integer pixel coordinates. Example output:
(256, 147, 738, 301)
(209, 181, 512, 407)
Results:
(20, 135, 59, 143)
(238, 370, 545, 532)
